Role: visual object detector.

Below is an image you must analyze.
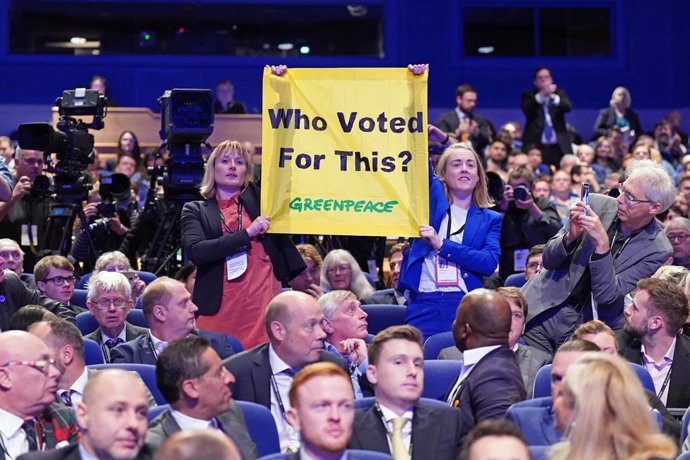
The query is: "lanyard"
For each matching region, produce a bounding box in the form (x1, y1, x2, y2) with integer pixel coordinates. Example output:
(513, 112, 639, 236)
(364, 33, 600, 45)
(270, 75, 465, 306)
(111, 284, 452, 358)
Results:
(656, 365, 673, 401)
(269, 374, 290, 422)
(374, 402, 413, 456)
(445, 207, 466, 240)
(610, 228, 632, 259)
(219, 201, 243, 234)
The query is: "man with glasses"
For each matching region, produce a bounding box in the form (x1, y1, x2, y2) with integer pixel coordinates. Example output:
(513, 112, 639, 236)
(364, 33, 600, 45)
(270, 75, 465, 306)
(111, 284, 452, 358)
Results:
(0, 239, 36, 289)
(522, 160, 676, 354)
(84, 271, 147, 362)
(664, 217, 690, 269)
(0, 331, 79, 458)
(0, 148, 50, 272)
(524, 245, 545, 282)
(34, 255, 85, 316)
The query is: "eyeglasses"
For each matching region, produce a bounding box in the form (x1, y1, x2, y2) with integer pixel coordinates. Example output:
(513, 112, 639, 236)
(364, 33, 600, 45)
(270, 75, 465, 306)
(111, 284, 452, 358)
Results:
(104, 265, 127, 272)
(667, 233, 690, 242)
(1, 358, 56, 374)
(526, 262, 542, 270)
(327, 265, 352, 274)
(93, 298, 129, 310)
(42, 275, 76, 286)
(617, 185, 654, 207)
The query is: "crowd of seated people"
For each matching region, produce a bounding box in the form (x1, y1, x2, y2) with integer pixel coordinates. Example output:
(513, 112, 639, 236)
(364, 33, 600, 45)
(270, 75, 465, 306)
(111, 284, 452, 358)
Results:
(4, 64, 690, 459)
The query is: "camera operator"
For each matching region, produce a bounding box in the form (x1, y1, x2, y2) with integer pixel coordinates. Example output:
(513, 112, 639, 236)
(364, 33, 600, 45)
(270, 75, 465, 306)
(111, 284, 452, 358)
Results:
(0, 147, 51, 272)
(497, 166, 561, 280)
(70, 174, 138, 272)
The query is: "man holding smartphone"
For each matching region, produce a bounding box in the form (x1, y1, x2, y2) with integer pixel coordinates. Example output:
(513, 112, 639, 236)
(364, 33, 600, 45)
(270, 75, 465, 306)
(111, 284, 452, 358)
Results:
(521, 160, 675, 355)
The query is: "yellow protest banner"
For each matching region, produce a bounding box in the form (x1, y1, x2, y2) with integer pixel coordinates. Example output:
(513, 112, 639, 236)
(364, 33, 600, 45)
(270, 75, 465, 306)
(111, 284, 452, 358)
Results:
(261, 67, 429, 237)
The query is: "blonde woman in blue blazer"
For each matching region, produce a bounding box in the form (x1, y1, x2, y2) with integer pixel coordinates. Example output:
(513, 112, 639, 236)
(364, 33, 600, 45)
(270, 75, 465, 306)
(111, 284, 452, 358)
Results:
(398, 141, 502, 339)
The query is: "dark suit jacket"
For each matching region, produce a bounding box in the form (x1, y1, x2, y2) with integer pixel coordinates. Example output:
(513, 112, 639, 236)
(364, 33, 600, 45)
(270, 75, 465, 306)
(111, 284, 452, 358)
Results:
(348, 400, 465, 460)
(616, 330, 690, 409)
(592, 106, 643, 140)
(180, 182, 305, 316)
(223, 343, 347, 409)
(521, 88, 573, 156)
(438, 343, 551, 399)
(84, 322, 148, 345)
(435, 110, 493, 153)
(144, 403, 257, 460)
(18, 443, 154, 460)
(446, 346, 526, 428)
(0, 271, 76, 330)
(110, 329, 235, 364)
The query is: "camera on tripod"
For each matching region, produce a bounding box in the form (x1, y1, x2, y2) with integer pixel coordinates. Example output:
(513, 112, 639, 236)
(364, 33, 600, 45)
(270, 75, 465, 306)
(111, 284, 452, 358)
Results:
(95, 173, 133, 218)
(17, 88, 107, 203)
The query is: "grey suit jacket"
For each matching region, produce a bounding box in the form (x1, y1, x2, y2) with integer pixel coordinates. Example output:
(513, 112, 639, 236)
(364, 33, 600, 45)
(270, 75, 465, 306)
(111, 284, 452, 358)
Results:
(144, 404, 257, 460)
(84, 322, 149, 345)
(348, 400, 465, 460)
(438, 344, 551, 398)
(522, 193, 671, 329)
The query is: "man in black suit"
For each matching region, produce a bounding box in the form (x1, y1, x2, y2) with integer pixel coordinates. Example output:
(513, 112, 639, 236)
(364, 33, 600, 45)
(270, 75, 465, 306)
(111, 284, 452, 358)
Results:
(110, 277, 234, 364)
(145, 336, 256, 459)
(521, 67, 573, 168)
(83, 271, 147, 362)
(446, 289, 526, 428)
(436, 84, 493, 154)
(349, 325, 465, 460)
(223, 291, 347, 452)
(616, 277, 690, 408)
(19, 369, 153, 460)
(438, 287, 551, 398)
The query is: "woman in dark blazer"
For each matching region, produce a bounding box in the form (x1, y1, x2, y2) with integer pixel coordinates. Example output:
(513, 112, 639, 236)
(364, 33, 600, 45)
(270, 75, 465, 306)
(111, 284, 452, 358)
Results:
(592, 87, 643, 141)
(398, 141, 502, 340)
(181, 140, 304, 348)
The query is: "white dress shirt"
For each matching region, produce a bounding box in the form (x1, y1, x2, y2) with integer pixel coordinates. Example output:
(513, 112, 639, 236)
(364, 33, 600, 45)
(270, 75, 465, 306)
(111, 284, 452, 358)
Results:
(0, 407, 29, 459)
(378, 403, 414, 456)
(268, 345, 300, 452)
(641, 337, 676, 405)
(58, 366, 89, 407)
(170, 408, 215, 431)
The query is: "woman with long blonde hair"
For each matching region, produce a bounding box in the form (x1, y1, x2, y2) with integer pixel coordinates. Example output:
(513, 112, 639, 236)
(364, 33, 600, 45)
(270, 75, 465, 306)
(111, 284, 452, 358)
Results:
(550, 352, 676, 460)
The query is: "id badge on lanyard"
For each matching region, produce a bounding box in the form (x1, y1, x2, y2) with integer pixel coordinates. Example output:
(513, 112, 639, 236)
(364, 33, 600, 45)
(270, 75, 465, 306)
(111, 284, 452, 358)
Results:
(435, 256, 459, 287)
(221, 201, 248, 280)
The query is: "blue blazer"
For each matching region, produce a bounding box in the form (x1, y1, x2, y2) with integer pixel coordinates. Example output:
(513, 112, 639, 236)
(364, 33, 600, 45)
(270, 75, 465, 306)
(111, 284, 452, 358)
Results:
(398, 172, 502, 294)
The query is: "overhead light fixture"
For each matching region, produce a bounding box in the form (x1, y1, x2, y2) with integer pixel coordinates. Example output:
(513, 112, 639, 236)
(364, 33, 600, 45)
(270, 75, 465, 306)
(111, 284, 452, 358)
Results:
(70, 37, 87, 44)
(278, 43, 294, 51)
(300, 46, 310, 54)
(478, 46, 495, 54)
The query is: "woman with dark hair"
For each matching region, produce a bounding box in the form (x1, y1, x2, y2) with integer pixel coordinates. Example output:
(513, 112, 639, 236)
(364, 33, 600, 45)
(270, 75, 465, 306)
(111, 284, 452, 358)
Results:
(181, 140, 304, 348)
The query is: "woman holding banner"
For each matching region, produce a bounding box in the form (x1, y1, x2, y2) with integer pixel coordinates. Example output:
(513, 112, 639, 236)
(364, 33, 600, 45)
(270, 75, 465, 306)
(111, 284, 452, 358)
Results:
(398, 126, 502, 339)
(180, 140, 305, 348)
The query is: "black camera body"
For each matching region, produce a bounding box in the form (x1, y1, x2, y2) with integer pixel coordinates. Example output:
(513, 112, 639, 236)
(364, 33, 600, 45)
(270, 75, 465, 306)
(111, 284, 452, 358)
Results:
(18, 89, 107, 203)
(513, 185, 530, 201)
(95, 173, 132, 218)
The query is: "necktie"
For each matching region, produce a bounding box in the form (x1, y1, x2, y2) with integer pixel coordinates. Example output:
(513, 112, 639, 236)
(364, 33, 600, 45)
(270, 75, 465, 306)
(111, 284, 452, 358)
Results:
(60, 390, 75, 407)
(543, 104, 555, 143)
(21, 420, 38, 452)
(105, 338, 124, 349)
(391, 417, 409, 460)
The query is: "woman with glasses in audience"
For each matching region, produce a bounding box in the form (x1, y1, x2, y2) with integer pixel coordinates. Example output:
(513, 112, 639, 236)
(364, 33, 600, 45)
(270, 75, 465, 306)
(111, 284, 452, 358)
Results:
(549, 352, 676, 460)
(92, 250, 145, 299)
(181, 140, 305, 348)
(320, 249, 374, 300)
(398, 128, 502, 340)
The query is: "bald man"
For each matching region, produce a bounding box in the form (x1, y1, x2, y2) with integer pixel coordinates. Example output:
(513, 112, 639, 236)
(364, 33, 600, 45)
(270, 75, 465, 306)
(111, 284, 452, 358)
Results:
(0, 331, 79, 459)
(223, 290, 347, 452)
(445, 289, 526, 428)
(20, 369, 152, 459)
(154, 430, 240, 460)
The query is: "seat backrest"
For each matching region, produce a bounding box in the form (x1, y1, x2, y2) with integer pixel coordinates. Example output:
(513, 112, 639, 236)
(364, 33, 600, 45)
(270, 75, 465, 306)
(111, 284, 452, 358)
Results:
(236, 400, 281, 457)
(629, 362, 655, 394)
(422, 360, 461, 401)
(354, 396, 448, 411)
(361, 304, 406, 335)
(346, 450, 394, 459)
(76, 311, 100, 336)
(126, 309, 149, 328)
(678, 451, 690, 460)
(682, 406, 690, 449)
(508, 397, 553, 410)
(78, 271, 157, 290)
(225, 334, 244, 353)
(83, 338, 105, 365)
(88, 363, 165, 405)
(423, 332, 455, 360)
(504, 273, 527, 288)
(532, 364, 552, 398)
(70, 289, 89, 308)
